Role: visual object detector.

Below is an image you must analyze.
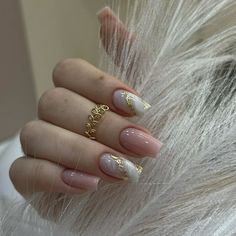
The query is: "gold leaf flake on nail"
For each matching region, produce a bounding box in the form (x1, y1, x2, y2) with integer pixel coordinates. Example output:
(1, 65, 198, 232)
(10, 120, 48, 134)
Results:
(121, 91, 151, 115)
(135, 164, 143, 175)
(126, 94, 135, 112)
(121, 91, 135, 112)
(111, 155, 129, 180)
(142, 99, 151, 110)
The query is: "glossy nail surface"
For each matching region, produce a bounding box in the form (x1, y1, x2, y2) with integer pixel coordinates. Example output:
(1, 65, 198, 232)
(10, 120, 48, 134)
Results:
(113, 90, 151, 116)
(99, 153, 143, 182)
(120, 128, 162, 157)
(62, 169, 100, 191)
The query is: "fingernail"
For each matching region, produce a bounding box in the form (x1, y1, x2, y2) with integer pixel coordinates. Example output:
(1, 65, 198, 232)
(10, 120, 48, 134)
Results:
(97, 6, 116, 23)
(99, 153, 143, 183)
(113, 90, 151, 116)
(120, 128, 162, 157)
(62, 169, 100, 191)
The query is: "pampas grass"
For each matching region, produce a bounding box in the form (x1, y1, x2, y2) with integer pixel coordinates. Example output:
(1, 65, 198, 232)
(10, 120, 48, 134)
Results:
(1, 0, 236, 235)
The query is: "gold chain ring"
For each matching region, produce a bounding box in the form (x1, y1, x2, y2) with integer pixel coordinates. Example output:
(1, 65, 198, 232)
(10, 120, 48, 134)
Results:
(84, 104, 109, 140)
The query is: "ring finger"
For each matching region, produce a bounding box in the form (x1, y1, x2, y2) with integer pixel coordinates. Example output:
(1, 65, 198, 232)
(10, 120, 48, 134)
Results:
(20, 120, 143, 183)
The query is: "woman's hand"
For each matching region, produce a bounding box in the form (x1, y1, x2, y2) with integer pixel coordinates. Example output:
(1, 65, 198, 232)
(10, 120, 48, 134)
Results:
(9, 7, 162, 198)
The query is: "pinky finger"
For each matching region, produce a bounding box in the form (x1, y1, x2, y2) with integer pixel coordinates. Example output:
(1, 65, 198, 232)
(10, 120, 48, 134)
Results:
(9, 157, 100, 196)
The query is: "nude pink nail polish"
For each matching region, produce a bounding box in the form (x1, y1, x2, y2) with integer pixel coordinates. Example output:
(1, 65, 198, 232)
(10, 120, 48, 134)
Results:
(97, 6, 118, 23)
(62, 169, 100, 191)
(120, 128, 162, 157)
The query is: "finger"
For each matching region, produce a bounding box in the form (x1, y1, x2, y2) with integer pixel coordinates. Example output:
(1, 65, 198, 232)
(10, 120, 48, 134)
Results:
(53, 58, 151, 117)
(97, 7, 147, 95)
(9, 157, 100, 195)
(38, 87, 162, 157)
(20, 120, 143, 182)
(97, 6, 134, 66)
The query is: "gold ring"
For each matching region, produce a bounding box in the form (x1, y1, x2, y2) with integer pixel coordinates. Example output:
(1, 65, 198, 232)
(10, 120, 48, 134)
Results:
(84, 104, 109, 140)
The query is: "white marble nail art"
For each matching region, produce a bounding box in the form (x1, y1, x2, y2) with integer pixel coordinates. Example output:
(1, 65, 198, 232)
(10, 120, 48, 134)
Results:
(113, 90, 151, 116)
(99, 153, 143, 183)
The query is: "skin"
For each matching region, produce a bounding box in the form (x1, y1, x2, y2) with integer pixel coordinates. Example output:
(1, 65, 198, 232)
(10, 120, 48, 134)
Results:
(9, 7, 160, 199)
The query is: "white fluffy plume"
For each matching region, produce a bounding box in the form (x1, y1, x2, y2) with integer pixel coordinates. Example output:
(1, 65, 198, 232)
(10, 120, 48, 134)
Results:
(1, 0, 236, 235)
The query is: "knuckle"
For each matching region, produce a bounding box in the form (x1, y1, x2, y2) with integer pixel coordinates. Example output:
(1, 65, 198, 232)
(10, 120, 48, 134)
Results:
(52, 59, 71, 84)
(38, 87, 65, 117)
(52, 58, 87, 85)
(9, 159, 18, 184)
(9, 157, 24, 186)
(38, 89, 53, 114)
(20, 121, 40, 152)
(52, 58, 76, 84)
(20, 121, 37, 147)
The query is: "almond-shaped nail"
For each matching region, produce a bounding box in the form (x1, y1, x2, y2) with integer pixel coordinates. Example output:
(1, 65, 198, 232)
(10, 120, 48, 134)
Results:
(97, 6, 118, 24)
(99, 153, 143, 183)
(113, 90, 151, 116)
(120, 128, 162, 157)
(62, 169, 100, 191)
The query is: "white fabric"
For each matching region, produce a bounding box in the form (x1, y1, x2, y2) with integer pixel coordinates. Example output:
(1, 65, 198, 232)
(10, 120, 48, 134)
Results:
(0, 132, 24, 201)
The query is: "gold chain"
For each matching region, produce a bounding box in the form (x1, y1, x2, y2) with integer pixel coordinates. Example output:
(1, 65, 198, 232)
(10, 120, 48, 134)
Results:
(85, 104, 109, 140)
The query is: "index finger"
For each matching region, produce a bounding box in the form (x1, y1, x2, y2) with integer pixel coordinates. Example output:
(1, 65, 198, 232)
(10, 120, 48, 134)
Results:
(53, 58, 151, 117)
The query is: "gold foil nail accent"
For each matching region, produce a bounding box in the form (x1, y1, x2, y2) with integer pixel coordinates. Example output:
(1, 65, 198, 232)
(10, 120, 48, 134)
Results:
(121, 91, 151, 114)
(121, 91, 135, 112)
(126, 93, 135, 112)
(111, 155, 129, 180)
(110, 155, 143, 180)
(142, 100, 151, 110)
(135, 164, 143, 175)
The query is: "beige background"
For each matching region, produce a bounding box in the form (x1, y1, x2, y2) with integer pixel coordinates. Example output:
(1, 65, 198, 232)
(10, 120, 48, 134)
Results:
(0, 0, 106, 141)
(0, 1, 236, 141)
(20, 0, 107, 99)
(0, 0, 36, 142)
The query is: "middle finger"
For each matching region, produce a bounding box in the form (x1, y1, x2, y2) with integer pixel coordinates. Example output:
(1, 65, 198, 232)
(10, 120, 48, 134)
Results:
(38, 87, 162, 157)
